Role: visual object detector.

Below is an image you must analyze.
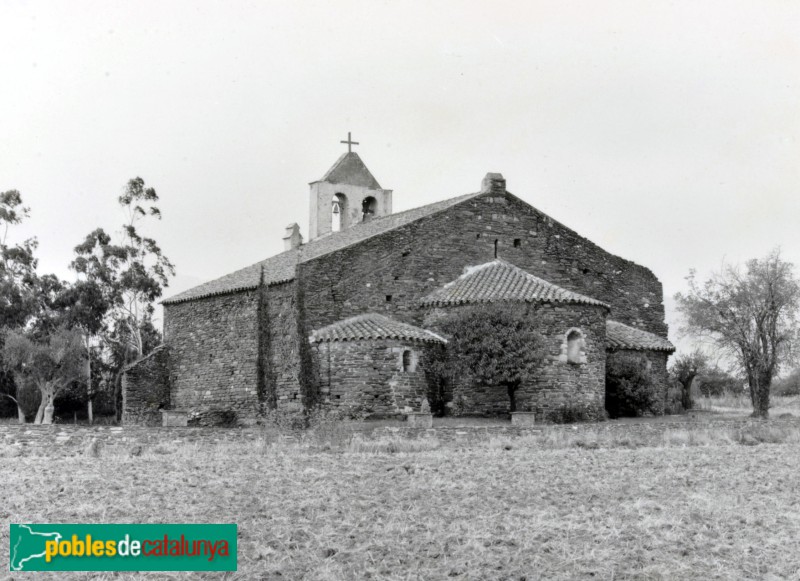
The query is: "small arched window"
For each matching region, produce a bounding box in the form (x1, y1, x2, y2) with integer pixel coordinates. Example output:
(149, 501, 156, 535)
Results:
(566, 330, 584, 364)
(332, 193, 348, 232)
(402, 350, 413, 372)
(362, 196, 377, 221)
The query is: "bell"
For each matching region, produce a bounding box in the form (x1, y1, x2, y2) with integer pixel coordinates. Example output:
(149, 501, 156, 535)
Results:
(332, 203, 340, 214)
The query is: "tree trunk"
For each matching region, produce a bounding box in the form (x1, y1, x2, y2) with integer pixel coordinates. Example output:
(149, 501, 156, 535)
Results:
(43, 402, 55, 424)
(86, 337, 93, 425)
(17, 405, 25, 424)
(114, 370, 124, 423)
(752, 372, 771, 419)
(680, 379, 693, 411)
(34, 399, 45, 424)
(34, 386, 54, 425)
(505, 382, 518, 413)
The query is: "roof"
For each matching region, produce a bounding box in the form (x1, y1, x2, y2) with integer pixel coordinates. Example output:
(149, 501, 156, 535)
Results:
(314, 152, 382, 189)
(419, 259, 609, 309)
(309, 313, 447, 344)
(163, 190, 482, 304)
(606, 320, 675, 353)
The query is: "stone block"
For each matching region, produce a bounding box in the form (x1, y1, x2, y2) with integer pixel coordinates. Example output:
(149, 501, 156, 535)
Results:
(511, 412, 536, 426)
(407, 413, 433, 428)
(161, 410, 189, 427)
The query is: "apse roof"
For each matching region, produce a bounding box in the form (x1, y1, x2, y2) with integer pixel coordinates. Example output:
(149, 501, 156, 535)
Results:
(419, 259, 609, 309)
(309, 313, 446, 344)
(606, 320, 675, 353)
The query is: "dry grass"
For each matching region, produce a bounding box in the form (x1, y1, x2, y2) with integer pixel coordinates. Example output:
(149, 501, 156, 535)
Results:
(696, 394, 800, 417)
(3, 425, 800, 580)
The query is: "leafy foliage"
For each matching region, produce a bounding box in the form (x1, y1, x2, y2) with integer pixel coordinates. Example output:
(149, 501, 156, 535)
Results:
(544, 403, 604, 424)
(605, 352, 662, 418)
(72, 177, 174, 360)
(0, 190, 39, 329)
(771, 367, 800, 397)
(696, 367, 744, 398)
(70, 177, 173, 420)
(2, 328, 87, 424)
(669, 350, 708, 411)
(433, 304, 548, 412)
(420, 344, 451, 416)
(676, 249, 800, 418)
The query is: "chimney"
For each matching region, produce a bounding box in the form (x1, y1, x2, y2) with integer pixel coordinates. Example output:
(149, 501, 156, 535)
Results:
(282, 223, 303, 251)
(481, 172, 506, 194)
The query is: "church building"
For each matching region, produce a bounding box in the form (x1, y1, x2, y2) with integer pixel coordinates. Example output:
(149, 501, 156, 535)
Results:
(122, 136, 675, 425)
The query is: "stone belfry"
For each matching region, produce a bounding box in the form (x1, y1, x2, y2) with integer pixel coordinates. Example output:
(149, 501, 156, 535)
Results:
(308, 133, 393, 240)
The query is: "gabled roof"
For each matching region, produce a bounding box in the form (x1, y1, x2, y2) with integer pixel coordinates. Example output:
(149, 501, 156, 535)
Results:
(606, 320, 675, 353)
(314, 152, 382, 189)
(309, 313, 446, 344)
(419, 259, 609, 309)
(163, 190, 482, 304)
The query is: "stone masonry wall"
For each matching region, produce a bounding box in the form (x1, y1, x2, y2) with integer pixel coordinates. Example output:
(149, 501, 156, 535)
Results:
(298, 189, 667, 338)
(164, 291, 260, 424)
(163, 282, 304, 424)
(312, 339, 430, 416)
(424, 303, 607, 420)
(122, 346, 170, 426)
(265, 282, 304, 410)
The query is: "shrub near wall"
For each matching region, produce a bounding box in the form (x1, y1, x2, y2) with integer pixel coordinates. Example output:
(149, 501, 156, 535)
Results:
(605, 351, 664, 418)
(425, 303, 607, 419)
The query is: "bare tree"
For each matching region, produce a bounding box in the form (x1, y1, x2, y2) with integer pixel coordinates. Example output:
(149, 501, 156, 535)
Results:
(675, 249, 800, 418)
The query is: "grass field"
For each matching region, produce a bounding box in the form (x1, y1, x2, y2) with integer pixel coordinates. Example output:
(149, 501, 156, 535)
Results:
(3, 418, 800, 580)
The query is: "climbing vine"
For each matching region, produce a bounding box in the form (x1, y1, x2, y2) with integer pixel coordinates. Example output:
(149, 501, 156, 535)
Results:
(294, 265, 319, 413)
(256, 267, 277, 411)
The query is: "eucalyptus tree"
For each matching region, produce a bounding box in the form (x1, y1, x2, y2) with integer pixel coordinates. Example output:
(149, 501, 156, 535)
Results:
(72, 177, 174, 418)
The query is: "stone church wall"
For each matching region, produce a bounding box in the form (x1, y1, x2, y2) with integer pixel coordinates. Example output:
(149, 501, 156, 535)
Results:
(122, 346, 170, 426)
(265, 282, 305, 409)
(164, 291, 261, 424)
(298, 189, 667, 339)
(423, 303, 607, 420)
(160, 281, 305, 424)
(312, 339, 429, 416)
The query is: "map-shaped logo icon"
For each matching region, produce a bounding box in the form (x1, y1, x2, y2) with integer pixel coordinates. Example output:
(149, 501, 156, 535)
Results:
(10, 525, 62, 571)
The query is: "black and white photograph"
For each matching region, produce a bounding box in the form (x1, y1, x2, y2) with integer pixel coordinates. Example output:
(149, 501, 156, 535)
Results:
(1, 1, 799, 578)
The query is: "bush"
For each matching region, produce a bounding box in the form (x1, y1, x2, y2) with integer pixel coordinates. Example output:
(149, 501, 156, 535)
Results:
(544, 403, 604, 424)
(420, 344, 450, 416)
(605, 352, 662, 418)
(190, 408, 237, 427)
(663, 381, 684, 415)
(773, 368, 800, 397)
(696, 367, 745, 397)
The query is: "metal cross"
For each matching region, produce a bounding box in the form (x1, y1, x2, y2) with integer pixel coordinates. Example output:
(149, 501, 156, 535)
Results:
(340, 132, 359, 153)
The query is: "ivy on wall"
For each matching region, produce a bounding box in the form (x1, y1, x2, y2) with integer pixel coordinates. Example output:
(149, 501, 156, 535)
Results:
(294, 265, 319, 412)
(256, 267, 277, 411)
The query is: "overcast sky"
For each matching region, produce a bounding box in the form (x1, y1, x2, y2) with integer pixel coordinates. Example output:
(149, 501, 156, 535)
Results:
(1, 0, 798, 352)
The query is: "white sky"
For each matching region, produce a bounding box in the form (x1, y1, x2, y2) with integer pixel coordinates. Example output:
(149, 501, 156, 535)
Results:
(1, 0, 798, 353)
